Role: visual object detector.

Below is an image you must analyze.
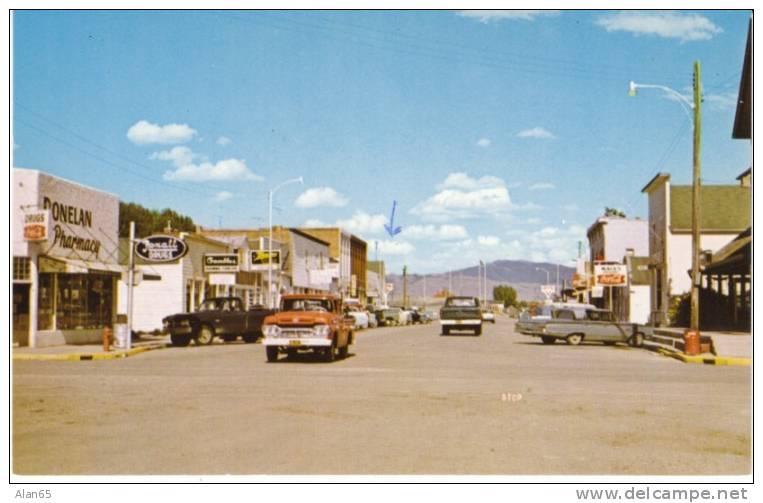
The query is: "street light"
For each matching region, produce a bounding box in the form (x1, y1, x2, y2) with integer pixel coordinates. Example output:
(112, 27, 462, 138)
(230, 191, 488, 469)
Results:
(536, 267, 550, 285)
(629, 62, 702, 333)
(268, 176, 303, 308)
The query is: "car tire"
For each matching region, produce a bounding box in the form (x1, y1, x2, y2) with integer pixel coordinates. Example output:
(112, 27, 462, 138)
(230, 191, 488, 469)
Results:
(266, 346, 279, 362)
(628, 332, 645, 348)
(540, 336, 555, 345)
(221, 334, 237, 343)
(475, 326, 482, 336)
(442, 327, 450, 336)
(566, 333, 583, 346)
(338, 341, 349, 359)
(170, 333, 191, 347)
(195, 325, 215, 346)
(286, 348, 298, 359)
(242, 333, 258, 343)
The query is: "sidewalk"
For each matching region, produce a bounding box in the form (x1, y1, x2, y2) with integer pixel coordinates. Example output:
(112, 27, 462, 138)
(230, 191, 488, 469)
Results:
(646, 327, 751, 366)
(12, 334, 170, 361)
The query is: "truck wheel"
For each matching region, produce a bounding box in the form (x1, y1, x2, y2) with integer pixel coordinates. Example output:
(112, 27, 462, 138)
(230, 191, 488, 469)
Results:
(338, 341, 349, 359)
(195, 325, 215, 346)
(540, 336, 555, 345)
(322, 343, 337, 362)
(286, 348, 298, 359)
(474, 326, 482, 336)
(442, 327, 450, 336)
(266, 346, 279, 362)
(566, 333, 583, 346)
(170, 333, 191, 347)
(628, 332, 645, 348)
(242, 333, 258, 343)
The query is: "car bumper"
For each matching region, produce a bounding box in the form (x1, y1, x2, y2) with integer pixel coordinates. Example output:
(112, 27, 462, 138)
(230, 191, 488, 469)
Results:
(166, 325, 193, 335)
(440, 319, 482, 326)
(262, 337, 332, 347)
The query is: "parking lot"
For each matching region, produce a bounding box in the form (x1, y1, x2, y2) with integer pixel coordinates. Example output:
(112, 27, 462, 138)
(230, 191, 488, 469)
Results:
(13, 316, 751, 475)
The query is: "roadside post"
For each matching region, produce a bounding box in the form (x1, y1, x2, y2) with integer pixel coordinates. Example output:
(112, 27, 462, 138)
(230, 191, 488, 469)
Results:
(126, 221, 135, 351)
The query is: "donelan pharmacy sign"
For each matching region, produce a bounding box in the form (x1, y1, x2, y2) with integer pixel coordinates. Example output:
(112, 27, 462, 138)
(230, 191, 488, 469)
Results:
(135, 235, 188, 263)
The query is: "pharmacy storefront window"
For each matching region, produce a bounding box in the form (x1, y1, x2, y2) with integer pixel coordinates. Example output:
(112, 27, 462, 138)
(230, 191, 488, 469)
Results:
(54, 273, 113, 330)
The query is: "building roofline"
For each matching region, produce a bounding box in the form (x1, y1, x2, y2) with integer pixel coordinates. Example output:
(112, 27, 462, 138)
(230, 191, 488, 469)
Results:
(288, 228, 331, 247)
(736, 167, 752, 180)
(14, 167, 120, 199)
(641, 173, 670, 193)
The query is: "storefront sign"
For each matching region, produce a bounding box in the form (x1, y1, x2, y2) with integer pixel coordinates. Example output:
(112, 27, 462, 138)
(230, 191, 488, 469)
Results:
(209, 273, 236, 286)
(572, 273, 588, 289)
(594, 263, 628, 286)
(250, 250, 280, 270)
(204, 253, 239, 273)
(23, 211, 50, 241)
(591, 286, 604, 298)
(135, 235, 188, 262)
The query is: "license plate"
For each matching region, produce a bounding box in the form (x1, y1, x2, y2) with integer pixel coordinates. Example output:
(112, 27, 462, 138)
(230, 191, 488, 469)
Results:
(455, 320, 463, 325)
(289, 340, 302, 347)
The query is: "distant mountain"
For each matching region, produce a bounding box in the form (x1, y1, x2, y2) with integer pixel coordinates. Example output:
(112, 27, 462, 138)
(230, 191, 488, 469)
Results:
(386, 259, 575, 303)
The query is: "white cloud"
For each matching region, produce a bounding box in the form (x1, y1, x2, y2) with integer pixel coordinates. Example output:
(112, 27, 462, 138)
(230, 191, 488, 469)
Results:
(517, 127, 556, 139)
(377, 240, 415, 256)
(216, 136, 232, 146)
(458, 10, 559, 23)
(127, 120, 197, 145)
(596, 11, 722, 42)
(477, 235, 501, 246)
(295, 187, 349, 208)
(213, 191, 234, 202)
(402, 224, 468, 241)
(703, 92, 738, 110)
(412, 172, 514, 222)
(521, 224, 586, 263)
(529, 182, 555, 191)
(335, 211, 388, 235)
(163, 158, 263, 182)
(150, 146, 201, 168)
(303, 218, 328, 227)
(476, 138, 491, 147)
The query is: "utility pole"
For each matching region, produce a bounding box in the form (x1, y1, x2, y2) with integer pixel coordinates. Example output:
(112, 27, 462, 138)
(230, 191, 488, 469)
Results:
(126, 221, 135, 351)
(448, 269, 452, 295)
(402, 265, 408, 309)
(690, 60, 702, 332)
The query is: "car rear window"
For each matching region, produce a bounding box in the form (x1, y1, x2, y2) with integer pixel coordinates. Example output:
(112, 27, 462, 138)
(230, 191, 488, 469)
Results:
(446, 298, 477, 307)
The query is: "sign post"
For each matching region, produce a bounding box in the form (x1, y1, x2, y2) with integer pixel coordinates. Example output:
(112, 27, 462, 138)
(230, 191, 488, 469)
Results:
(126, 221, 135, 351)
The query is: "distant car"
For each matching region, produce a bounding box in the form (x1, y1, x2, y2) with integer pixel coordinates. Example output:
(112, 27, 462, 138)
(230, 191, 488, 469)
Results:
(398, 309, 413, 325)
(375, 307, 402, 326)
(345, 306, 369, 330)
(481, 310, 496, 324)
(440, 296, 483, 336)
(367, 311, 378, 328)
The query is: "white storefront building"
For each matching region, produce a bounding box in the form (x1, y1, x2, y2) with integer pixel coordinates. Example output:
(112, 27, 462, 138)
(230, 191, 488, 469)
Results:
(12, 168, 122, 347)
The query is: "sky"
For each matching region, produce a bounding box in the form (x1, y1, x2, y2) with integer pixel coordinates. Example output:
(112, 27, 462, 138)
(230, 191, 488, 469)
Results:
(12, 9, 752, 275)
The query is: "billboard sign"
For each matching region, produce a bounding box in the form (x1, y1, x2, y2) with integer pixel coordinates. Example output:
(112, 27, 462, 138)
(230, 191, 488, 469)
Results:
(203, 253, 239, 273)
(135, 235, 188, 263)
(250, 250, 281, 271)
(594, 263, 628, 286)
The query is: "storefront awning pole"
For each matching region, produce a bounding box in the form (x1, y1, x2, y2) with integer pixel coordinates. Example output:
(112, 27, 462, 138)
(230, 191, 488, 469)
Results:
(126, 221, 135, 351)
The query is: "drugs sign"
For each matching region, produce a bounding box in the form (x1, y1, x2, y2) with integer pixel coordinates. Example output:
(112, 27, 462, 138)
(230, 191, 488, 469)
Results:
(135, 235, 188, 263)
(23, 211, 50, 241)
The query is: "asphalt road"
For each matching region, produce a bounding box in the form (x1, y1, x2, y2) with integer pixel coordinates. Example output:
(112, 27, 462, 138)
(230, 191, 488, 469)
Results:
(12, 316, 751, 475)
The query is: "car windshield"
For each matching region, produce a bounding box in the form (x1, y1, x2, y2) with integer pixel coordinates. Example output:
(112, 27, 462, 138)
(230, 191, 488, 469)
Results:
(446, 298, 477, 307)
(197, 299, 240, 312)
(281, 298, 333, 312)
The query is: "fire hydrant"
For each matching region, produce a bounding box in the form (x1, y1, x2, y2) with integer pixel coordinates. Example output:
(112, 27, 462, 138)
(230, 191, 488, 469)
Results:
(684, 329, 701, 356)
(102, 326, 113, 352)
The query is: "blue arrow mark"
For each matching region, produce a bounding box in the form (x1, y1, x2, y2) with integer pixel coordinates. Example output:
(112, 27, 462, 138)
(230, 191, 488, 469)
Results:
(384, 200, 402, 238)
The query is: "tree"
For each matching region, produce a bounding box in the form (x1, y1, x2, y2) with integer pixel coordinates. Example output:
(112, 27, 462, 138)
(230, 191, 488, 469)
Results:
(604, 207, 626, 218)
(119, 202, 197, 238)
(492, 285, 518, 308)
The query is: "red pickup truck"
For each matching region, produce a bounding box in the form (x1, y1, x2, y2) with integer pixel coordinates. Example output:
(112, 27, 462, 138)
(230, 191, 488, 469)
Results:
(261, 294, 355, 362)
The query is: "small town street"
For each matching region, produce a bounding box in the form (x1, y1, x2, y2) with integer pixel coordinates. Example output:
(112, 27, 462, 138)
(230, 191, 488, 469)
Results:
(13, 316, 750, 476)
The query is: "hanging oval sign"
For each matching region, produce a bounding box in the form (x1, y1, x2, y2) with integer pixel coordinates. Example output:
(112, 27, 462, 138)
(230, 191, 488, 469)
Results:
(135, 235, 189, 263)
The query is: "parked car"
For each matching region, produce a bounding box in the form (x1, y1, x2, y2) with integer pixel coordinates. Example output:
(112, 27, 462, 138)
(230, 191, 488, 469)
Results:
(367, 311, 378, 328)
(398, 308, 413, 325)
(261, 294, 354, 362)
(375, 307, 402, 326)
(439, 296, 483, 335)
(481, 310, 496, 324)
(517, 307, 651, 347)
(516, 302, 595, 334)
(162, 297, 274, 347)
(345, 306, 369, 330)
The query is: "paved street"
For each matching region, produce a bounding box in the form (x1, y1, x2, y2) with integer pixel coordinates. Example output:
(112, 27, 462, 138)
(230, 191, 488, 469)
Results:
(13, 316, 750, 475)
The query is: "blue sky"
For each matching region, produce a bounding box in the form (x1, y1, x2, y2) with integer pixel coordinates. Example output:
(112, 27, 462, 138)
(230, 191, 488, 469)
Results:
(12, 10, 752, 274)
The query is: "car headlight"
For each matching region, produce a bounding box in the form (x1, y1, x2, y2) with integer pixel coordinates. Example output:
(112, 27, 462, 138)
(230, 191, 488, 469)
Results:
(264, 324, 281, 338)
(313, 324, 331, 338)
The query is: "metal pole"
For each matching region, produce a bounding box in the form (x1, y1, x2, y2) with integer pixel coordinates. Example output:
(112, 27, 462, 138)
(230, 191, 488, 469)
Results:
(690, 61, 702, 332)
(127, 221, 135, 351)
(268, 190, 273, 309)
(477, 261, 482, 302)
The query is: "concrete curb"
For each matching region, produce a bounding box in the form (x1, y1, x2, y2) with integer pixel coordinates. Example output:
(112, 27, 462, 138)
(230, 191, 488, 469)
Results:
(12, 343, 168, 362)
(645, 343, 751, 367)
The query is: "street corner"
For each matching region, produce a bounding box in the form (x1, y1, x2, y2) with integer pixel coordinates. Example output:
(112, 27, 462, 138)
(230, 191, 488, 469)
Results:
(654, 347, 750, 367)
(12, 343, 168, 362)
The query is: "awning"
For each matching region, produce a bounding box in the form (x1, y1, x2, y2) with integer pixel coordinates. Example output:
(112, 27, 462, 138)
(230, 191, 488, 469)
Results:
(39, 256, 127, 275)
(702, 228, 751, 276)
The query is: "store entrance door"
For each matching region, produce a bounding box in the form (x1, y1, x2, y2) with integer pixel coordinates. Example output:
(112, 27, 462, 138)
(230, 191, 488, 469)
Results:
(13, 283, 31, 346)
